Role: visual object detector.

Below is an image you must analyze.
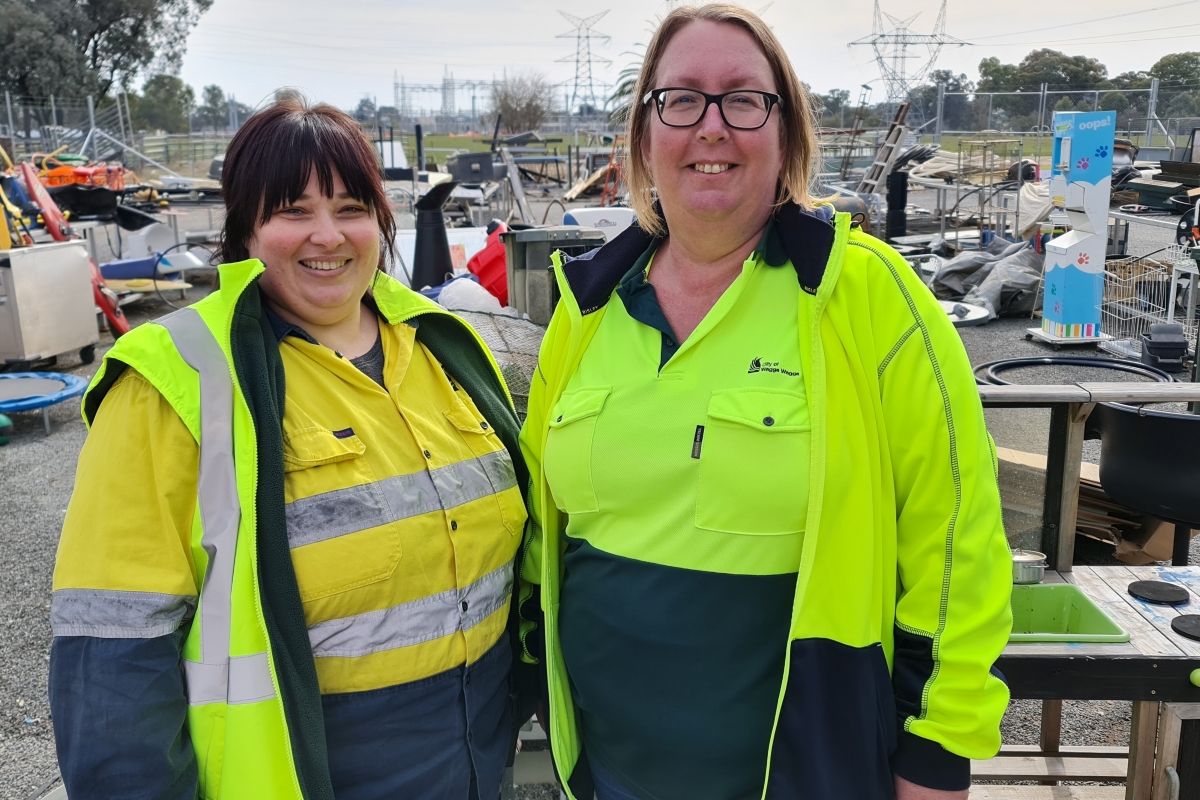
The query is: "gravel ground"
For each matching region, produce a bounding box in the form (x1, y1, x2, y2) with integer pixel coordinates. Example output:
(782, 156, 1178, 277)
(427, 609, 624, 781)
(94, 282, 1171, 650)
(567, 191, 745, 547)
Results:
(0, 202, 1192, 798)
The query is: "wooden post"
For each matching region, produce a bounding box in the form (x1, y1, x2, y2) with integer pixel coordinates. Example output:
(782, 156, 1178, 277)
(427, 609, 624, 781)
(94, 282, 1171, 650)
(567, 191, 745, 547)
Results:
(1128, 701, 1159, 800)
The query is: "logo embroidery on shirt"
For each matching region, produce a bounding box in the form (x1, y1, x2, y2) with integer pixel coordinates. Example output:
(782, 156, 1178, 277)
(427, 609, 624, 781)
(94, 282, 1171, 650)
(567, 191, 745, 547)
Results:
(331, 427, 356, 439)
(747, 357, 799, 377)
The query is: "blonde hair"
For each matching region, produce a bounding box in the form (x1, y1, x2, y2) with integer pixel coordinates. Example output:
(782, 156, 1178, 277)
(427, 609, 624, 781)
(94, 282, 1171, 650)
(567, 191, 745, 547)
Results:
(624, 3, 819, 237)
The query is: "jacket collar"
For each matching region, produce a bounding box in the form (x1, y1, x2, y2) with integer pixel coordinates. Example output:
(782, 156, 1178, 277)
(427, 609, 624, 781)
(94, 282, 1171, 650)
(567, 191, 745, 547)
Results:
(558, 202, 837, 315)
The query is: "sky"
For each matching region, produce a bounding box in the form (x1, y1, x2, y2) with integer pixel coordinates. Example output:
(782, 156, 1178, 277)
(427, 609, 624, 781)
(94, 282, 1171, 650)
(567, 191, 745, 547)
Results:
(177, 0, 1200, 115)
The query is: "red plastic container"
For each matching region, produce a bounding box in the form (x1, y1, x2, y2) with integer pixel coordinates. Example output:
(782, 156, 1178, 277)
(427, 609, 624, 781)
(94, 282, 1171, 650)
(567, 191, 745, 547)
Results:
(467, 221, 509, 306)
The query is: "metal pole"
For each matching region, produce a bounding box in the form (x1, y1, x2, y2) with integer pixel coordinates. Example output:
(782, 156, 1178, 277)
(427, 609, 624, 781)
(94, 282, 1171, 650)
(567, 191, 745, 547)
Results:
(1147, 78, 1160, 144)
(86, 95, 98, 160)
(986, 93, 993, 130)
(934, 83, 945, 145)
(49, 95, 57, 138)
(115, 91, 128, 147)
(4, 92, 14, 140)
(1093, 91, 1100, 111)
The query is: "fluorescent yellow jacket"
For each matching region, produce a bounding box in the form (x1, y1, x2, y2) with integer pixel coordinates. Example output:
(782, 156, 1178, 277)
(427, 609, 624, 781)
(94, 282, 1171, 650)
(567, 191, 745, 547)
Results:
(519, 206, 1012, 799)
(51, 260, 528, 799)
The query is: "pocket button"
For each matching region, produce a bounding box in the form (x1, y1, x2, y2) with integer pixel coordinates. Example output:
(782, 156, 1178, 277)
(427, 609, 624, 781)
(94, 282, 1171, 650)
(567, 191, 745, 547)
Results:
(763, 416, 775, 427)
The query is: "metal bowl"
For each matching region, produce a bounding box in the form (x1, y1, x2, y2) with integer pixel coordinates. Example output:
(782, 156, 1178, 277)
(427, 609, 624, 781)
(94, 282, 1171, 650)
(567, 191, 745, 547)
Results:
(1012, 549, 1047, 585)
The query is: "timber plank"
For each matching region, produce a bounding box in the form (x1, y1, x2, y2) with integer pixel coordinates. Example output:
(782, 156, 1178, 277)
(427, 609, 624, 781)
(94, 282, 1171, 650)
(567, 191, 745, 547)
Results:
(1070, 567, 1183, 657)
(969, 788, 1125, 800)
(1095, 567, 1200, 658)
(971, 755, 1127, 780)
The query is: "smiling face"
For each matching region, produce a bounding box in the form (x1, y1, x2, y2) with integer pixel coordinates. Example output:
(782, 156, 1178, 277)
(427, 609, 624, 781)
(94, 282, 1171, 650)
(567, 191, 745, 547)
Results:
(643, 19, 784, 237)
(248, 169, 381, 332)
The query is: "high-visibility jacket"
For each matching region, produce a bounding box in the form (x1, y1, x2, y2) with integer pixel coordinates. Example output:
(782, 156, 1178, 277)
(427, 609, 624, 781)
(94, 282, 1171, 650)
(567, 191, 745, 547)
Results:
(53, 260, 528, 798)
(518, 205, 1013, 799)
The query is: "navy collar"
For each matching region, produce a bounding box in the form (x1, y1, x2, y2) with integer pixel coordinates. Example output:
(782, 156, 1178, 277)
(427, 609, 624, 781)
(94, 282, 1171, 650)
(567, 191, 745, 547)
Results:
(559, 202, 836, 316)
(262, 294, 406, 344)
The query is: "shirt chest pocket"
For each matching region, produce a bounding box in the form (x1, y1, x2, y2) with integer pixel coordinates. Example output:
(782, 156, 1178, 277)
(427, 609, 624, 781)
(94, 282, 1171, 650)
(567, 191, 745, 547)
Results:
(283, 426, 402, 601)
(443, 403, 527, 537)
(543, 387, 611, 515)
(696, 389, 811, 536)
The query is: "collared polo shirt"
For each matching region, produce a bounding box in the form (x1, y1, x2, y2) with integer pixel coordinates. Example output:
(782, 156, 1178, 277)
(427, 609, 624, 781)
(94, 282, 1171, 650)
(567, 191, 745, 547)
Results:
(547, 224, 813, 799)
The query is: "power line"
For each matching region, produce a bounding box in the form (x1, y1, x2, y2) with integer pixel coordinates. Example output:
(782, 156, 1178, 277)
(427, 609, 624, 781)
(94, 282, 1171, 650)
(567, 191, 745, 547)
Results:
(968, 0, 1198, 41)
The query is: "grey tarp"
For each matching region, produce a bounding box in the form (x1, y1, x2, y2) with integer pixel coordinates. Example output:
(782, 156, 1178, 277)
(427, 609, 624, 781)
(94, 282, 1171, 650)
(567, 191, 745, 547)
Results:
(931, 239, 1044, 322)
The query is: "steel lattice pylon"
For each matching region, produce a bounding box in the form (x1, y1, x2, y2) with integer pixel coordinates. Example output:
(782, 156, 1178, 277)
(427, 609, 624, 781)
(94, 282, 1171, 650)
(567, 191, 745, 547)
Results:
(849, 0, 968, 109)
(557, 11, 612, 114)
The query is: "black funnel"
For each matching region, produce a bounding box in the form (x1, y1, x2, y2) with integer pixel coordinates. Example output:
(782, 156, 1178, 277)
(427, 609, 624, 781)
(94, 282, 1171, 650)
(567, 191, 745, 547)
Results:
(411, 180, 459, 290)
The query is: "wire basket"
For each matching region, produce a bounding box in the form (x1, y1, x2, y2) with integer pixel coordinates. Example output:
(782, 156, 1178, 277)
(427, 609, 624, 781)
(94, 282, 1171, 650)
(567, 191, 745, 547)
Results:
(1101, 245, 1198, 358)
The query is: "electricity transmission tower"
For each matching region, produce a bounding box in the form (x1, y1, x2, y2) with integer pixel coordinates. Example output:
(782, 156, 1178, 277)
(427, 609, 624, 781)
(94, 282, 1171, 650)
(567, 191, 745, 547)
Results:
(558, 11, 612, 114)
(849, 0, 967, 113)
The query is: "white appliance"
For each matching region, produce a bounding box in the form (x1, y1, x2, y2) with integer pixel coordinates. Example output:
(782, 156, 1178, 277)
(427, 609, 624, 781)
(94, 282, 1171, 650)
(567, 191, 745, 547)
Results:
(0, 242, 99, 364)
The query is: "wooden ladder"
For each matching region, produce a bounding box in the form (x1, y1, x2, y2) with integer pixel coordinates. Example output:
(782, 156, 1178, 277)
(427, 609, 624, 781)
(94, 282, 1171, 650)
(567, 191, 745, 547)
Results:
(855, 102, 910, 195)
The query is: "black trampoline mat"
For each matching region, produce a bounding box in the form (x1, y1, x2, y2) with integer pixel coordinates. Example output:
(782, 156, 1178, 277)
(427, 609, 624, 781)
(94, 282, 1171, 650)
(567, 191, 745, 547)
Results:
(1128, 580, 1190, 606)
(0, 377, 67, 402)
(1172, 615, 1200, 641)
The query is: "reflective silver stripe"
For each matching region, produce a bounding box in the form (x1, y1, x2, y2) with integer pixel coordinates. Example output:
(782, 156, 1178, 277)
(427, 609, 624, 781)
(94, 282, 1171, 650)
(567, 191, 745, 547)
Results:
(51, 588, 196, 639)
(286, 450, 517, 548)
(184, 653, 276, 705)
(159, 307, 275, 707)
(308, 560, 514, 658)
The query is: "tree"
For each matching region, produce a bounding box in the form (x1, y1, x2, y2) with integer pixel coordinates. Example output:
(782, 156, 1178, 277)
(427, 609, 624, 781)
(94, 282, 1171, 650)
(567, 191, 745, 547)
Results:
(195, 84, 227, 131)
(0, 0, 213, 98)
(1150, 52, 1200, 88)
(129, 73, 194, 132)
(490, 73, 554, 133)
(0, 0, 95, 101)
(908, 70, 974, 131)
(977, 50, 1106, 130)
(815, 88, 851, 126)
(353, 97, 377, 123)
(607, 46, 646, 126)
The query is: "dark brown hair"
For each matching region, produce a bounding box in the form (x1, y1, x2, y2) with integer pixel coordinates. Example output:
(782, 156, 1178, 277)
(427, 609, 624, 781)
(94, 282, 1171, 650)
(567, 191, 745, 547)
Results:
(625, 4, 820, 236)
(220, 97, 395, 268)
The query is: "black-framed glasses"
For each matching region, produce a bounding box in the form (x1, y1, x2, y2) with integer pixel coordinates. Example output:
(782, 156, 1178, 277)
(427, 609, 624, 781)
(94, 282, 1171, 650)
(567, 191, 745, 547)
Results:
(642, 87, 782, 130)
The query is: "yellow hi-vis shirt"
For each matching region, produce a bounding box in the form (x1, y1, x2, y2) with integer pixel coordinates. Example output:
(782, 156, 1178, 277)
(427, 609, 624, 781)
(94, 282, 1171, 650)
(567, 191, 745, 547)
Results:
(54, 314, 525, 694)
(547, 246, 810, 573)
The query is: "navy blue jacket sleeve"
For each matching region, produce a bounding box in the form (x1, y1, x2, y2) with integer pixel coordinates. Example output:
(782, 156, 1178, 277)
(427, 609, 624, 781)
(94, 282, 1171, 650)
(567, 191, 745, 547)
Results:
(49, 632, 198, 800)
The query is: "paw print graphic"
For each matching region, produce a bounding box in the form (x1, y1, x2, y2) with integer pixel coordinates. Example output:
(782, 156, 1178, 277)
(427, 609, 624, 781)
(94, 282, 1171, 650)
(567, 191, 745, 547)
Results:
(1095, 145, 1109, 159)
(1077, 252, 1090, 266)
(1076, 157, 1090, 170)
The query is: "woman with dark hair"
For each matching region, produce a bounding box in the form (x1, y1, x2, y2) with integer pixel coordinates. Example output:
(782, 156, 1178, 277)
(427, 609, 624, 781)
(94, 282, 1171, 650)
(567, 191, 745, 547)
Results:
(517, 4, 1011, 800)
(50, 97, 529, 799)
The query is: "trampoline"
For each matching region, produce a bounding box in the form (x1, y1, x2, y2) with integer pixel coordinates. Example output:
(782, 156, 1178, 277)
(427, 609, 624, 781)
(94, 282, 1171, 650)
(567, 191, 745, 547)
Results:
(0, 372, 88, 434)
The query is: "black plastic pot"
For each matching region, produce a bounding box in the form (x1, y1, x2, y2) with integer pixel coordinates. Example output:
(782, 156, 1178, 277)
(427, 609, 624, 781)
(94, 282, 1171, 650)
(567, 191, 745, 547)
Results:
(1093, 402, 1200, 565)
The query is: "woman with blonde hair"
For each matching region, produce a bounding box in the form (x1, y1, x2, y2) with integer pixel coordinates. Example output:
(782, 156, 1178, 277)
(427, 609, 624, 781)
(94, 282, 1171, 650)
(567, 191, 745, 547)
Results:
(517, 5, 1011, 799)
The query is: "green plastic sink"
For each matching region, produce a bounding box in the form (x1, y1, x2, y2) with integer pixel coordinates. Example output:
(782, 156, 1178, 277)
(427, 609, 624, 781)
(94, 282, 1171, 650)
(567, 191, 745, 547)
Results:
(1009, 583, 1130, 643)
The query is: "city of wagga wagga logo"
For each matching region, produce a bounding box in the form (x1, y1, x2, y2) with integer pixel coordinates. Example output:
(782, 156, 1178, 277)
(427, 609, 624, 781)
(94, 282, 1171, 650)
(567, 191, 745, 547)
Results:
(748, 357, 799, 377)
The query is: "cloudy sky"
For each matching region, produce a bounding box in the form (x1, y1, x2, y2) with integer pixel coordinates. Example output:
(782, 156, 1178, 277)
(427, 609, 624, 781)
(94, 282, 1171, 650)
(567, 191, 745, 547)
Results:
(177, 0, 1200, 113)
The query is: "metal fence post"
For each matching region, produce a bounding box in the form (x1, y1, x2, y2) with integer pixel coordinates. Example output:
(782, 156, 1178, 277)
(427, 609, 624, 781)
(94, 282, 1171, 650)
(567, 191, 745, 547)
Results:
(1147, 78, 1160, 143)
(935, 83, 945, 144)
(4, 91, 14, 139)
(986, 93, 993, 130)
(86, 95, 98, 160)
